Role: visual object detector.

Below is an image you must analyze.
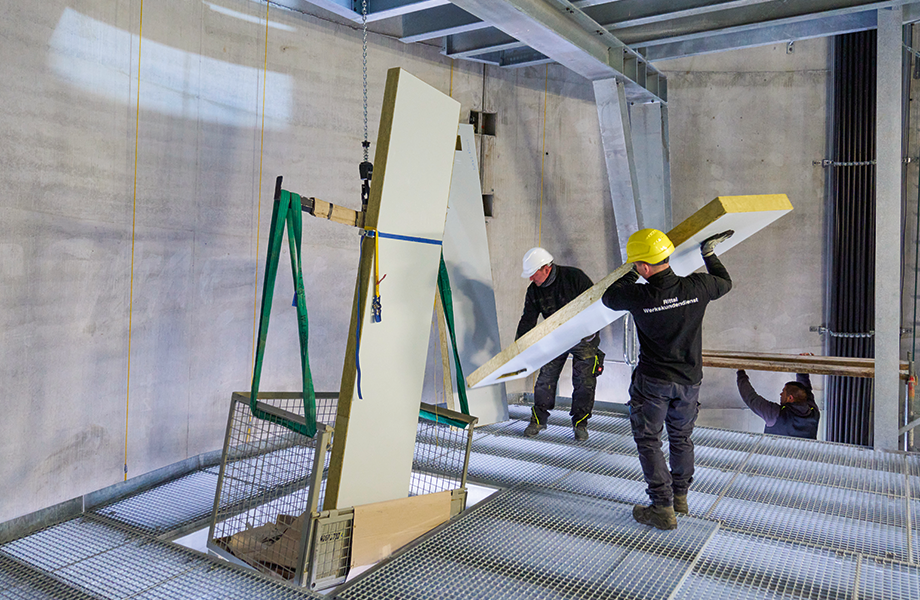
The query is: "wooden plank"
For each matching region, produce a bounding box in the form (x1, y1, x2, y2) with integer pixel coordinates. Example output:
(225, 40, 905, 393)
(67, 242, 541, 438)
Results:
(325, 68, 460, 510)
(467, 195, 794, 388)
(350, 491, 452, 568)
(440, 124, 507, 425)
(702, 350, 909, 379)
(434, 292, 455, 411)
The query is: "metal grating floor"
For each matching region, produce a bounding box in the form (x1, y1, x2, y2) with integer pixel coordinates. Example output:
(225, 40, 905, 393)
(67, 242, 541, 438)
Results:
(2, 401, 920, 598)
(0, 516, 325, 599)
(336, 484, 719, 600)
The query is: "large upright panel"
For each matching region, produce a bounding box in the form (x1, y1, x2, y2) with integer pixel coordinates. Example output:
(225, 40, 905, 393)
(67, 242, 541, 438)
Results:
(442, 124, 508, 426)
(326, 69, 460, 509)
(467, 195, 793, 388)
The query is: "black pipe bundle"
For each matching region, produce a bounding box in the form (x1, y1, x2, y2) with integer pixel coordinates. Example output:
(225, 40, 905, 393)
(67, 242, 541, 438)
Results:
(826, 30, 876, 447)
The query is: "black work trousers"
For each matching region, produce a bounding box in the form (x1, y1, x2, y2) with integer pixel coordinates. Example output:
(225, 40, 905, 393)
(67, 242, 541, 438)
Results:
(628, 371, 700, 506)
(532, 337, 599, 426)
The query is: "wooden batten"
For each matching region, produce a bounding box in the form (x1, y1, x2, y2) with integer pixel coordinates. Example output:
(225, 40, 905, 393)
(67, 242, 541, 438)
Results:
(703, 350, 909, 379)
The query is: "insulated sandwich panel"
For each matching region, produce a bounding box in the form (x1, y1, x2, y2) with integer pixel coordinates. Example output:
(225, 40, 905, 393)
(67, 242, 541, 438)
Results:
(326, 68, 460, 510)
(441, 124, 508, 426)
(467, 194, 793, 388)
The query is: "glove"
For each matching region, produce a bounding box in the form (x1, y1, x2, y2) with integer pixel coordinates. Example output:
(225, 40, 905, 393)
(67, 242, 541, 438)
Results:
(700, 230, 734, 257)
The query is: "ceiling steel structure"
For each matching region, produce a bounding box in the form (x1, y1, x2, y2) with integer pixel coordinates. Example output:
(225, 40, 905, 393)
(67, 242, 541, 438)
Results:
(285, 0, 920, 101)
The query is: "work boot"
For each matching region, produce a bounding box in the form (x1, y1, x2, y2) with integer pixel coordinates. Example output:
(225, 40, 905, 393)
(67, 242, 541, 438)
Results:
(574, 423, 589, 441)
(673, 494, 689, 515)
(632, 504, 677, 530)
(524, 419, 546, 437)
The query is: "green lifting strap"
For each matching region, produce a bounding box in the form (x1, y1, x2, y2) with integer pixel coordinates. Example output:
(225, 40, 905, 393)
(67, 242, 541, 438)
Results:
(250, 181, 317, 437)
(437, 253, 470, 415)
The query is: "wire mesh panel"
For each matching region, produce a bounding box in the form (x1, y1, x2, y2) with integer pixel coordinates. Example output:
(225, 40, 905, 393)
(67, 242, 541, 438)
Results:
(209, 393, 334, 583)
(0, 517, 132, 573)
(130, 558, 328, 599)
(707, 493, 909, 560)
(745, 435, 906, 495)
(53, 535, 207, 598)
(0, 553, 99, 600)
(336, 484, 718, 600)
(672, 529, 859, 600)
(464, 432, 596, 488)
(89, 470, 220, 536)
(411, 412, 473, 497)
(858, 556, 920, 600)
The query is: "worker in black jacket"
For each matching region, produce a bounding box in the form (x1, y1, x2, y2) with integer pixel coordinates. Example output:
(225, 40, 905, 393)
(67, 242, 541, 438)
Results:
(736, 370, 820, 439)
(602, 228, 733, 530)
(517, 247, 600, 441)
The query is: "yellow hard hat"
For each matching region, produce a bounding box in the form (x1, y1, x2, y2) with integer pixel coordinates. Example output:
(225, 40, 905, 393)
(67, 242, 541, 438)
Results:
(626, 229, 674, 264)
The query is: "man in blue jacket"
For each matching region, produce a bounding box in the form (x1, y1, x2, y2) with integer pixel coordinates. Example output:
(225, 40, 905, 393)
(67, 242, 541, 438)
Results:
(736, 370, 820, 439)
(602, 228, 733, 530)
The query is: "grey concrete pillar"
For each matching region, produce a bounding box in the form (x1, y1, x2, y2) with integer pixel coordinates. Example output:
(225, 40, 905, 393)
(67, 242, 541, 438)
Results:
(593, 78, 640, 263)
(875, 6, 903, 451)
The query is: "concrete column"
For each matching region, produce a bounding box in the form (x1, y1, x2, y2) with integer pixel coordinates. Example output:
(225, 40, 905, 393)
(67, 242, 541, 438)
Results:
(593, 78, 640, 263)
(875, 6, 903, 451)
(630, 101, 672, 232)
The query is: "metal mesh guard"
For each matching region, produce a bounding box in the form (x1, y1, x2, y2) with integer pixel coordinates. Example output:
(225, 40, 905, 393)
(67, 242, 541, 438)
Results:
(209, 393, 334, 582)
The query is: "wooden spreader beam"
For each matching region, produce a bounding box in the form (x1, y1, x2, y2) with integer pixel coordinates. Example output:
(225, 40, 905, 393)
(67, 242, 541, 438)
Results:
(703, 350, 909, 380)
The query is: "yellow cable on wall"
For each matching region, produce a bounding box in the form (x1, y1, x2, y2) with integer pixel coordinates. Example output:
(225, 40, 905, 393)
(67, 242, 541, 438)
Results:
(124, 0, 144, 483)
(252, 1, 271, 374)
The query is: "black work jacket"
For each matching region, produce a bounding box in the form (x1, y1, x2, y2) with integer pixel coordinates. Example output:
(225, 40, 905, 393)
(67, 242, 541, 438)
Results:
(516, 265, 593, 340)
(737, 371, 820, 439)
(601, 255, 732, 385)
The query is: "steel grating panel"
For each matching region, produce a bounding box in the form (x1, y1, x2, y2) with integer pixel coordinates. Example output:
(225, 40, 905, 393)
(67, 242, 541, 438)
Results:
(130, 560, 326, 599)
(746, 435, 907, 495)
(672, 529, 859, 600)
(708, 494, 909, 560)
(858, 556, 920, 600)
(0, 554, 98, 600)
(742, 452, 905, 495)
(753, 435, 904, 473)
(913, 499, 920, 564)
(54, 536, 206, 598)
(467, 453, 575, 489)
(692, 444, 754, 473)
(689, 427, 761, 453)
(718, 472, 908, 528)
(90, 470, 219, 535)
(505, 405, 635, 437)
(0, 517, 133, 572)
(0, 514, 326, 600)
(337, 484, 718, 600)
(907, 452, 920, 501)
(486, 418, 636, 454)
(552, 461, 735, 517)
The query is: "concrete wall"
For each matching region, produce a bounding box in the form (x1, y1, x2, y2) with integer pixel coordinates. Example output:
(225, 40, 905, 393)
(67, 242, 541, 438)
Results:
(0, 0, 832, 522)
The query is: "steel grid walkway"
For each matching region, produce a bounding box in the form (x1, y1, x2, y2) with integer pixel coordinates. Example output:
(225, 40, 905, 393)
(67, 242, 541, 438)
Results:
(2, 401, 919, 598)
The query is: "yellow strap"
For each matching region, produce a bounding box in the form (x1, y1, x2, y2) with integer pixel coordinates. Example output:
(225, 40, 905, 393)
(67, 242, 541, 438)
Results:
(373, 228, 380, 298)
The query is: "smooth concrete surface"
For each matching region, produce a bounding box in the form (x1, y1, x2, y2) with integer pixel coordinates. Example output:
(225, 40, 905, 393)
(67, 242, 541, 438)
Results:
(0, 0, 837, 524)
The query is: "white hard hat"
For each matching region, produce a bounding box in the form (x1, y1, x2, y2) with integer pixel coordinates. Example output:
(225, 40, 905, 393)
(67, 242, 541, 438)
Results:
(521, 247, 554, 278)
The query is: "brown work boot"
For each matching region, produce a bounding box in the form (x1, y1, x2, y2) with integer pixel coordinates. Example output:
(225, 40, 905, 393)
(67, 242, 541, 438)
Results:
(673, 494, 689, 515)
(524, 419, 546, 437)
(632, 504, 677, 530)
(573, 423, 589, 441)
